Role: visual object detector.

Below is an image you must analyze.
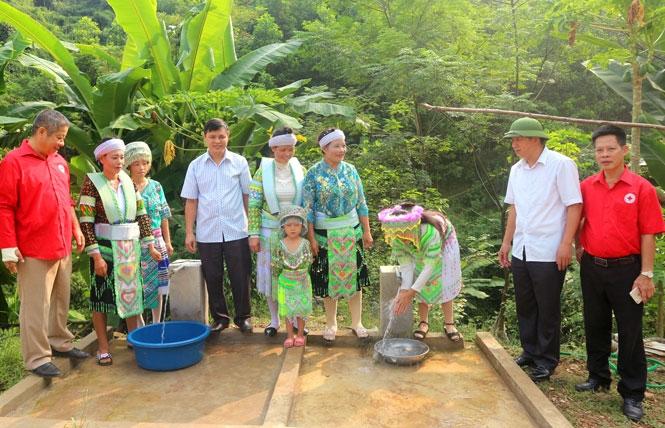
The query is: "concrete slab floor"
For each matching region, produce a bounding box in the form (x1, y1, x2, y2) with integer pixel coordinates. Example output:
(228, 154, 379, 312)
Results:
(290, 344, 538, 428)
(7, 340, 284, 426)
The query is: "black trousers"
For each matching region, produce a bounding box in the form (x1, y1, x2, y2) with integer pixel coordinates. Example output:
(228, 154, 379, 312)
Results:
(198, 238, 252, 325)
(511, 254, 565, 371)
(580, 253, 646, 400)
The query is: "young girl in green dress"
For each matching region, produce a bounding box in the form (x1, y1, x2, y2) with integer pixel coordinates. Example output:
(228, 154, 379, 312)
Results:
(271, 206, 313, 348)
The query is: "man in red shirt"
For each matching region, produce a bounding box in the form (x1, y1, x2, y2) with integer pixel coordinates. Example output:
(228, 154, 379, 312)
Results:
(0, 110, 89, 377)
(576, 124, 665, 422)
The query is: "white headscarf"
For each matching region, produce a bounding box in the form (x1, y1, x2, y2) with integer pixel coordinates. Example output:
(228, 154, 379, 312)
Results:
(318, 129, 345, 149)
(94, 138, 125, 160)
(268, 133, 297, 147)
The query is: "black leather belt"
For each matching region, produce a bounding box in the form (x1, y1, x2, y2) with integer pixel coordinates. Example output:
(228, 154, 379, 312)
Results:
(589, 254, 639, 267)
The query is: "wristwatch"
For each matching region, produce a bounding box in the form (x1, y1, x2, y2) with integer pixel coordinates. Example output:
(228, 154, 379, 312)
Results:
(640, 271, 654, 279)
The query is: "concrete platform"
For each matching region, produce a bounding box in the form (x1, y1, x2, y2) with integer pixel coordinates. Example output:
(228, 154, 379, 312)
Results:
(0, 329, 570, 427)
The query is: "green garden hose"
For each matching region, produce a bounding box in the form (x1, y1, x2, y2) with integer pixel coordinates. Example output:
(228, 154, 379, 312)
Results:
(560, 351, 665, 389)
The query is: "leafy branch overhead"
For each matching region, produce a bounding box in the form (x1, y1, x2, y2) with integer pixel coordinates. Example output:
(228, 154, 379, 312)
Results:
(0, 0, 354, 178)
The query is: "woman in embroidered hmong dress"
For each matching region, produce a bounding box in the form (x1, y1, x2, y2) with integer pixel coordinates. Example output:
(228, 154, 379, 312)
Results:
(248, 127, 306, 337)
(271, 206, 313, 348)
(79, 138, 161, 366)
(125, 141, 173, 325)
(302, 128, 373, 344)
(379, 203, 462, 342)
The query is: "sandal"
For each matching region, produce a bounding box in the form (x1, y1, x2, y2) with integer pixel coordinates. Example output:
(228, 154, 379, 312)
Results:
(323, 326, 337, 344)
(351, 326, 369, 339)
(96, 352, 113, 366)
(264, 327, 278, 337)
(294, 336, 306, 347)
(444, 323, 462, 342)
(283, 337, 295, 348)
(413, 321, 429, 340)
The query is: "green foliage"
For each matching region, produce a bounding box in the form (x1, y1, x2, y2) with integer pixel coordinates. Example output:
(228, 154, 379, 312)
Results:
(0, 328, 23, 392)
(70, 16, 101, 45)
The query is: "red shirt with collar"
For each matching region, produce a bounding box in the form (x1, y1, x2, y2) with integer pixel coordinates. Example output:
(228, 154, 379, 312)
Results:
(580, 166, 665, 258)
(0, 139, 74, 260)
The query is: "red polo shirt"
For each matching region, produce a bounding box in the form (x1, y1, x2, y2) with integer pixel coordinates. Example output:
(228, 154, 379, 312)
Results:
(580, 167, 665, 258)
(0, 139, 74, 260)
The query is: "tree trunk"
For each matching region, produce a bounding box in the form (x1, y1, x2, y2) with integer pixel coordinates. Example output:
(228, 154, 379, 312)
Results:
(510, 0, 520, 98)
(413, 97, 422, 137)
(492, 206, 510, 342)
(630, 60, 643, 173)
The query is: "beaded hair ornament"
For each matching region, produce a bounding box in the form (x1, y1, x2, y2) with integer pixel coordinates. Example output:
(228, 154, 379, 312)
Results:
(279, 205, 308, 237)
(377, 204, 423, 249)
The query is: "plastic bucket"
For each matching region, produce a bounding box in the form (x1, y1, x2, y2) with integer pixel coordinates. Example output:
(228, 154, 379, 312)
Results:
(127, 321, 210, 371)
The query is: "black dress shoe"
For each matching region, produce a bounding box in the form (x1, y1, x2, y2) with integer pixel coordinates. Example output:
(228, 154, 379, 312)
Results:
(575, 378, 610, 392)
(31, 362, 62, 378)
(529, 366, 552, 382)
(238, 318, 253, 333)
(264, 326, 277, 337)
(622, 398, 643, 422)
(514, 354, 535, 368)
(209, 321, 229, 333)
(52, 347, 91, 359)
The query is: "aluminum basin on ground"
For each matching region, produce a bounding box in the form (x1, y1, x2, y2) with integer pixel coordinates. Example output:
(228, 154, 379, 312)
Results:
(374, 338, 429, 365)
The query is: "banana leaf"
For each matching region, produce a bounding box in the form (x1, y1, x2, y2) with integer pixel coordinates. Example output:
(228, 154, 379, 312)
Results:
(0, 32, 30, 91)
(0, 2, 93, 109)
(17, 53, 87, 110)
(178, 0, 236, 92)
(91, 66, 150, 131)
(586, 60, 665, 122)
(211, 39, 303, 90)
(107, 0, 181, 96)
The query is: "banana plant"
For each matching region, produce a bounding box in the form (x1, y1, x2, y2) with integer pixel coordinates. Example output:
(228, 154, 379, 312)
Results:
(587, 60, 665, 187)
(0, 0, 354, 167)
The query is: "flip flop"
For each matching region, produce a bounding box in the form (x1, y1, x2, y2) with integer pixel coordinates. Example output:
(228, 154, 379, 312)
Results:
(96, 352, 113, 366)
(413, 321, 429, 340)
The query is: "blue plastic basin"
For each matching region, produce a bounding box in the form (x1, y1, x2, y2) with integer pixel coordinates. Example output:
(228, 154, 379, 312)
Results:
(127, 321, 210, 371)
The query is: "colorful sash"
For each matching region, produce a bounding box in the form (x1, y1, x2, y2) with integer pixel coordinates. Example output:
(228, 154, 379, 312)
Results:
(87, 171, 143, 318)
(314, 211, 359, 299)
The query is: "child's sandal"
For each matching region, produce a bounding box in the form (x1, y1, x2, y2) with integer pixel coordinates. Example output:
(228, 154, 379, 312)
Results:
(444, 322, 461, 342)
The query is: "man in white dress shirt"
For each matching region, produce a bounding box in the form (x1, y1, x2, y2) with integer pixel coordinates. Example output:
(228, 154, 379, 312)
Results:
(181, 118, 253, 333)
(498, 117, 582, 382)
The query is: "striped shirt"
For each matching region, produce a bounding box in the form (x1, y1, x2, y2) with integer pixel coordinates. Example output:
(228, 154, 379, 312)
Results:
(180, 150, 251, 243)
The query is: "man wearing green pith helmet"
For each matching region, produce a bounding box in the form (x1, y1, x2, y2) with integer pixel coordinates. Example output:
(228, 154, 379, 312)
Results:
(497, 117, 583, 383)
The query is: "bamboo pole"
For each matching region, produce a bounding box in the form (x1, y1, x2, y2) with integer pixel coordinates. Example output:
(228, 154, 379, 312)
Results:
(420, 104, 665, 132)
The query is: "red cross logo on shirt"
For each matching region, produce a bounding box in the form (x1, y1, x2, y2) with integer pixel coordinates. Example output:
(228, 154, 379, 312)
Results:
(624, 193, 636, 204)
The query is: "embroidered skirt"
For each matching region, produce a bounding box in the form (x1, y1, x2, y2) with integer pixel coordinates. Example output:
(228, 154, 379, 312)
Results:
(277, 269, 313, 322)
(89, 238, 144, 318)
(310, 225, 370, 299)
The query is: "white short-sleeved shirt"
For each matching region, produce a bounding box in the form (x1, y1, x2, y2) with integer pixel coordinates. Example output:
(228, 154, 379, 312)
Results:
(180, 150, 251, 243)
(504, 147, 582, 262)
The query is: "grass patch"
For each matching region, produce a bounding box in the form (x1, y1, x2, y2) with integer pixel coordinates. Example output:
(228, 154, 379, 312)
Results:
(0, 328, 23, 393)
(504, 342, 665, 427)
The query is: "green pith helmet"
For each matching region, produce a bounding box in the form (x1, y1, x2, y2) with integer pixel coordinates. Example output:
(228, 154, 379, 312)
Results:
(503, 117, 549, 140)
